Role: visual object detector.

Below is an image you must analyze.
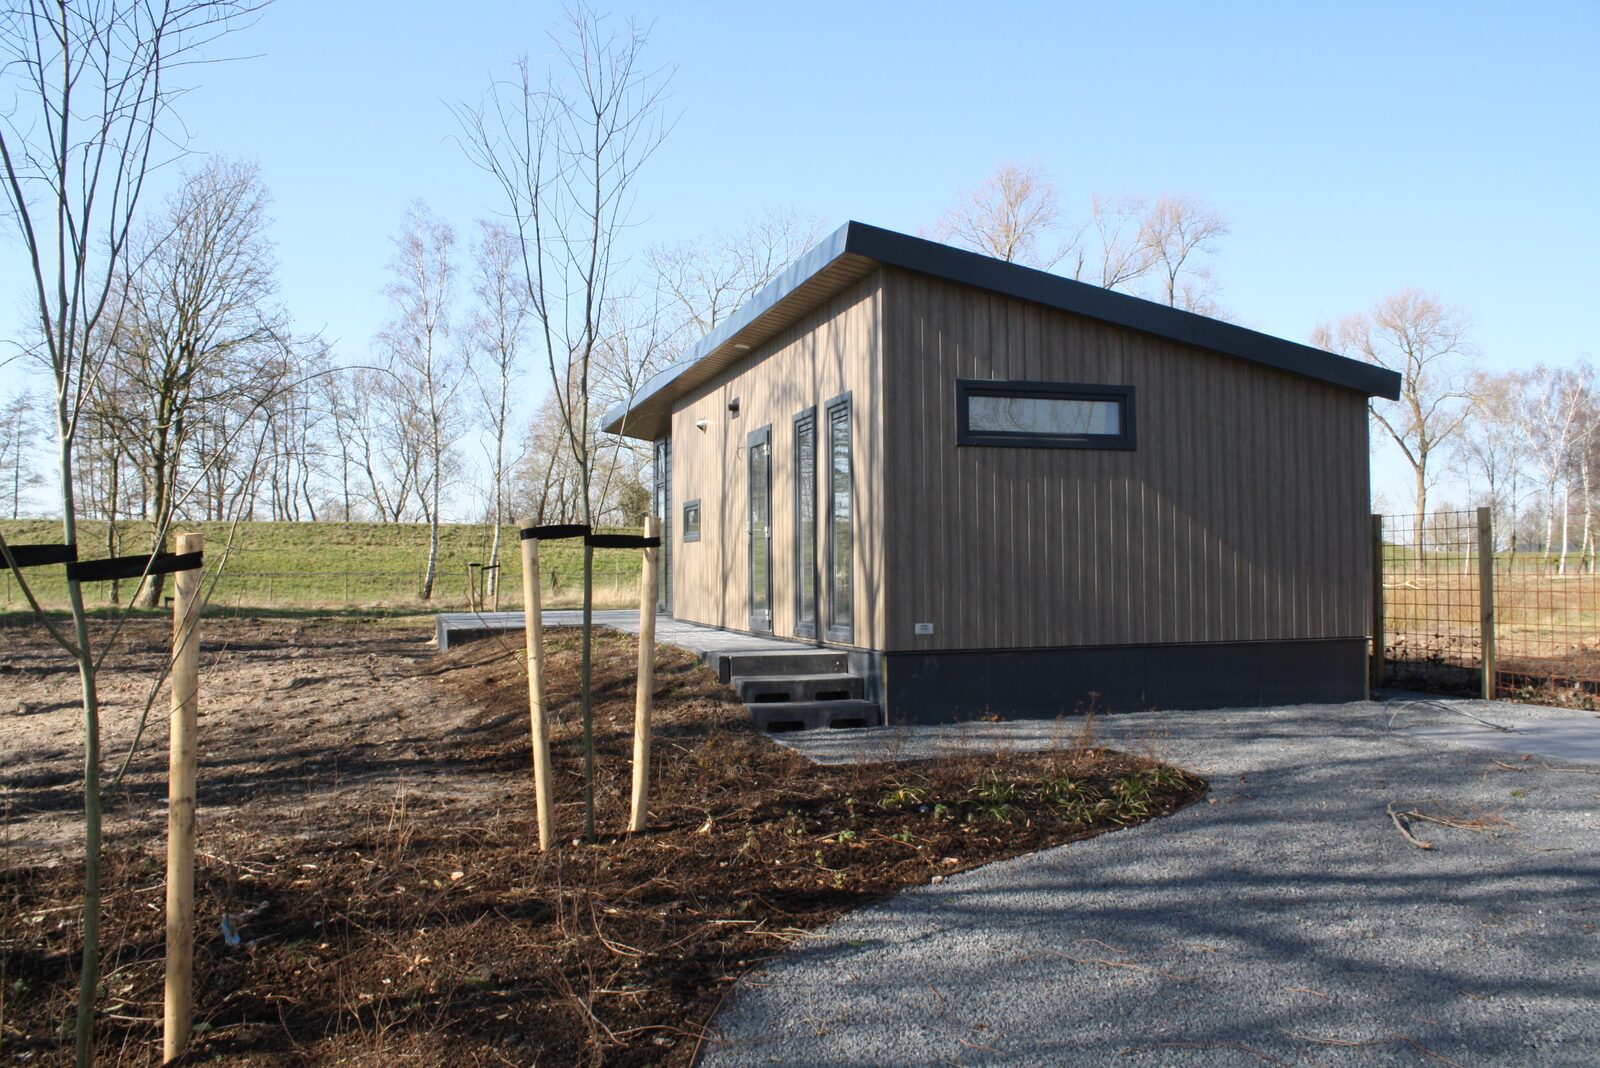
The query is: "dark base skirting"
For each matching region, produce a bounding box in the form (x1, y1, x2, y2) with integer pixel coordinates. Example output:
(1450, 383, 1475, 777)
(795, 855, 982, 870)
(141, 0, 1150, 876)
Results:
(882, 639, 1369, 724)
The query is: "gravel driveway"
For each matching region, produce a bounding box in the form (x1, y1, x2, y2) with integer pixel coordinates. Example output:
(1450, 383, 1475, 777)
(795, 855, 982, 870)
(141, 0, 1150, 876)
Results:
(704, 698, 1600, 1066)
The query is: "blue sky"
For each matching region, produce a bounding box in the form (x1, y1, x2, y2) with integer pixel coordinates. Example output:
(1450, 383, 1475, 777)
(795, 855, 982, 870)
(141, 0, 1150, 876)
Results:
(4, 0, 1598, 509)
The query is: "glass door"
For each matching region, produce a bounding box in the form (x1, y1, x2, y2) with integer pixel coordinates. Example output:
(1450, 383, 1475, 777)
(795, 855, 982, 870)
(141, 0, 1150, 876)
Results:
(825, 395, 852, 642)
(748, 425, 772, 632)
(794, 409, 817, 638)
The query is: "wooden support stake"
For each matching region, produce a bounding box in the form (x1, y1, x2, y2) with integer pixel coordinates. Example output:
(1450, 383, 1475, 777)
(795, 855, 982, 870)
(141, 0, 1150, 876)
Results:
(629, 517, 660, 833)
(580, 541, 596, 843)
(1370, 513, 1385, 692)
(164, 533, 202, 1063)
(518, 525, 555, 851)
(1478, 506, 1496, 701)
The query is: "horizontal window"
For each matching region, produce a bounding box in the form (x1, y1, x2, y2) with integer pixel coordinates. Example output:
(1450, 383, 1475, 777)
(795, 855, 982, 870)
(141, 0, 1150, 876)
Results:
(956, 379, 1135, 450)
(682, 499, 702, 542)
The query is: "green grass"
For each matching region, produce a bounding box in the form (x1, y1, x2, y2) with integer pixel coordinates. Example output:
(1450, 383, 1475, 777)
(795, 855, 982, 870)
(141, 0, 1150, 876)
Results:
(0, 519, 645, 611)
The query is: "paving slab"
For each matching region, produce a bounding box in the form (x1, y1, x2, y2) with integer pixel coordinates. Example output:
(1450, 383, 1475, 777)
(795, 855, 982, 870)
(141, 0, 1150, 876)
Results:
(434, 609, 816, 659)
(707, 699, 1600, 1066)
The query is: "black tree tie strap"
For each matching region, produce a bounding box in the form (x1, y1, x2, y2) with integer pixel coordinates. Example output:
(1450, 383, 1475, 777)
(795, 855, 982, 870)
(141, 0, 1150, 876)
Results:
(66, 551, 205, 583)
(2, 543, 77, 570)
(584, 534, 661, 550)
(520, 523, 591, 541)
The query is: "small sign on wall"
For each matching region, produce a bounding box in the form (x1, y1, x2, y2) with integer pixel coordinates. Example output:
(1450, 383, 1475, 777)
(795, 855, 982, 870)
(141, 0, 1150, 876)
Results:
(914, 623, 934, 636)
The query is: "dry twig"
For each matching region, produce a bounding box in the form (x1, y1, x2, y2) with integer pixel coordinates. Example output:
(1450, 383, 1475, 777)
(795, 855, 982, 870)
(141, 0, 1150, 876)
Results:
(1387, 803, 1434, 850)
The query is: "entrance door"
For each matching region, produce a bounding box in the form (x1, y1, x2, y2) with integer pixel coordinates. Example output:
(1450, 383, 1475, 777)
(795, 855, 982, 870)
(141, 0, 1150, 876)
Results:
(794, 408, 818, 639)
(748, 425, 772, 632)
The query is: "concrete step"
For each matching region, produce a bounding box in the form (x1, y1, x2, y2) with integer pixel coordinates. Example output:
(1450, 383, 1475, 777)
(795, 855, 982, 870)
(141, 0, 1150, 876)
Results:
(750, 699, 881, 733)
(713, 649, 848, 683)
(733, 672, 864, 704)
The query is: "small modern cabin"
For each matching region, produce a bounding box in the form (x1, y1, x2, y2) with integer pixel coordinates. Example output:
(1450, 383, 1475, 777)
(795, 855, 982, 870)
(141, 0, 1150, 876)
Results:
(604, 223, 1401, 724)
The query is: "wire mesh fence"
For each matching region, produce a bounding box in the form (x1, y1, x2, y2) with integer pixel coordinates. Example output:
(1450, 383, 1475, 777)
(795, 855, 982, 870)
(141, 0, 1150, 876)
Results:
(1379, 509, 1486, 694)
(1378, 508, 1600, 706)
(1491, 550, 1600, 705)
(1, 564, 643, 613)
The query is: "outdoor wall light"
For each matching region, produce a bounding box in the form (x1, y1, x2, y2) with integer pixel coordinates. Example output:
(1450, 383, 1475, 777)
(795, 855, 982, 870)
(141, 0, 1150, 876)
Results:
(727, 397, 741, 415)
(695, 418, 710, 432)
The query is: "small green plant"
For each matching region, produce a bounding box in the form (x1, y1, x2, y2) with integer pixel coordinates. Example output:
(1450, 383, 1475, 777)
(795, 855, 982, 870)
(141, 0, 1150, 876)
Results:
(977, 801, 1021, 823)
(1148, 764, 1186, 790)
(836, 829, 858, 843)
(932, 802, 954, 821)
(1032, 773, 1082, 806)
(1111, 773, 1153, 820)
(880, 785, 926, 810)
(971, 773, 1018, 805)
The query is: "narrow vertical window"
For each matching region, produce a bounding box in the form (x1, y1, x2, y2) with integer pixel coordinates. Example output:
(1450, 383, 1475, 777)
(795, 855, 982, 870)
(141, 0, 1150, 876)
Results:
(748, 425, 772, 633)
(794, 408, 817, 639)
(653, 438, 671, 612)
(825, 394, 852, 642)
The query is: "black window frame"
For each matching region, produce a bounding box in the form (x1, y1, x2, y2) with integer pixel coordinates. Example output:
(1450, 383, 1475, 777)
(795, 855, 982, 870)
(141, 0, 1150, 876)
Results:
(955, 379, 1136, 450)
(793, 406, 818, 640)
(681, 499, 701, 543)
(747, 423, 774, 634)
(823, 391, 853, 644)
(653, 437, 672, 613)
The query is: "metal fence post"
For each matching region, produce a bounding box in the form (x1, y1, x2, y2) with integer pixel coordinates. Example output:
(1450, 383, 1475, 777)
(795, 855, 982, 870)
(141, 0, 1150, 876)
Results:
(1371, 513, 1385, 692)
(1478, 506, 1496, 700)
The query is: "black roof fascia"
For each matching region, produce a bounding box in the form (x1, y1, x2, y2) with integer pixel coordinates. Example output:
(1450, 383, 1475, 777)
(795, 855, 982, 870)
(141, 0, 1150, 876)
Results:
(601, 225, 857, 435)
(602, 221, 1400, 435)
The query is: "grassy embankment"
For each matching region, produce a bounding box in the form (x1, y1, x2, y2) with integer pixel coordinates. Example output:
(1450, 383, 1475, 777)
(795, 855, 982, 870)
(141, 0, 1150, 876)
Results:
(0, 519, 644, 613)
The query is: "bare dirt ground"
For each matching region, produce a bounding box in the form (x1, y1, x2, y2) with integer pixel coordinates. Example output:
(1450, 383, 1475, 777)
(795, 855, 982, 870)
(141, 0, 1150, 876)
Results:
(1385, 629, 1600, 707)
(1, 616, 1203, 1066)
(1, 616, 493, 860)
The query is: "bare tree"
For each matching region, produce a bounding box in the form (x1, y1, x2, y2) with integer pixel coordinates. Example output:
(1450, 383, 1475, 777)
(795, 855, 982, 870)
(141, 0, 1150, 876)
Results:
(456, 5, 671, 528)
(1316, 290, 1475, 559)
(931, 161, 1080, 270)
(0, 390, 44, 517)
(1522, 363, 1594, 572)
(315, 359, 364, 520)
(1140, 194, 1228, 310)
(466, 220, 530, 598)
(0, 2, 259, 1060)
(648, 206, 828, 337)
(375, 202, 463, 599)
(512, 391, 586, 525)
(1085, 193, 1154, 289)
(1450, 370, 1534, 555)
(101, 157, 292, 605)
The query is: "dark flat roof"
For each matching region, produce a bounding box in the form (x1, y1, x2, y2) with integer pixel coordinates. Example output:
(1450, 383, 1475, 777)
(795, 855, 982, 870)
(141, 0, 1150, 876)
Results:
(604, 222, 1401, 439)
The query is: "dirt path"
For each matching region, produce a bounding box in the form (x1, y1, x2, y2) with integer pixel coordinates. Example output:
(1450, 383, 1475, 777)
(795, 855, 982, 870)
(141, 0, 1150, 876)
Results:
(0, 616, 512, 860)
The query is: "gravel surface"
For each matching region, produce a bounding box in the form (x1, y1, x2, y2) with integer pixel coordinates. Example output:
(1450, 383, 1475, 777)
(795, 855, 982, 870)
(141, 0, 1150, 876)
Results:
(706, 698, 1600, 1066)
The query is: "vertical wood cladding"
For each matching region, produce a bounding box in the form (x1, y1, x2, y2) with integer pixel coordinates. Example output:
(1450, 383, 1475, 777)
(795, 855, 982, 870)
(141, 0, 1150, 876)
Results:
(881, 268, 1370, 654)
(668, 276, 884, 649)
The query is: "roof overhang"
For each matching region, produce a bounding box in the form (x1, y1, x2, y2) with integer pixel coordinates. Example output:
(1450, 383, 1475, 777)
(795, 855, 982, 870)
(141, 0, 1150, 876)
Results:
(603, 221, 1402, 440)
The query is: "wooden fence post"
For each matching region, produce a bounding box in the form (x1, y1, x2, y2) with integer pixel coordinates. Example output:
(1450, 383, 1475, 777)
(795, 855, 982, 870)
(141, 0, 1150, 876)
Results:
(1371, 514, 1385, 692)
(629, 517, 660, 833)
(1478, 506, 1496, 701)
(164, 533, 202, 1062)
(518, 523, 556, 851)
